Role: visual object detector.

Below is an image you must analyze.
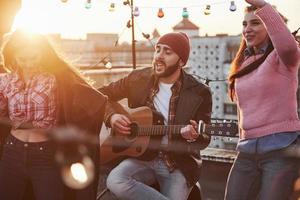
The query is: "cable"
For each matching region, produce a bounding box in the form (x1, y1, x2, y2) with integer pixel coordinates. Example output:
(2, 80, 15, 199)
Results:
(135, 21, 155, 49)
(137, 1, 229, 9)
(90, 25, 128, 68)
(192, 74, 227, 85)
(96, 188, 109, 200)
(100, 0, 233, 9)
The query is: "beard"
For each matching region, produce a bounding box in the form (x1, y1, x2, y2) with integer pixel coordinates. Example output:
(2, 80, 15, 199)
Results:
(154, 59, 181, 78)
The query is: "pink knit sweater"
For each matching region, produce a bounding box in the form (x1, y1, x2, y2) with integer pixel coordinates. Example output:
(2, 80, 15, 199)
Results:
(235, 4, 300, 139)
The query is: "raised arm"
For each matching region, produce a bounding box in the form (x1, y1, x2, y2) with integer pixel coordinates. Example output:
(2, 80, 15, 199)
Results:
(249, 0, 300, 68)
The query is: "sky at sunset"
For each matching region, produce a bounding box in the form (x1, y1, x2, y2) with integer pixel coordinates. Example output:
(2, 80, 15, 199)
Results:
(12, 0, 300, 43)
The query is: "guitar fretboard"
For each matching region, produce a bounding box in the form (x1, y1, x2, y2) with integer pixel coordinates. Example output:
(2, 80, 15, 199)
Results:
(133, 123, 238, 137)
(137, 125, 184, 136)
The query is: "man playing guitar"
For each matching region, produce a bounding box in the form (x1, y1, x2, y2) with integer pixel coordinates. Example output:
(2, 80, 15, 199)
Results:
(99, 32, 212, 200)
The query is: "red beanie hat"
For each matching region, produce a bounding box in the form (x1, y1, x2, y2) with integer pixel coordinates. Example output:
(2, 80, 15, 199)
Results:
(157, 32, 190, 65)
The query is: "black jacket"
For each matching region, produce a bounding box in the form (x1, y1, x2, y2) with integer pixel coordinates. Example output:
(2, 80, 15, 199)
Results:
(56, 70, 107, 200)
(99, 67, 212, 186)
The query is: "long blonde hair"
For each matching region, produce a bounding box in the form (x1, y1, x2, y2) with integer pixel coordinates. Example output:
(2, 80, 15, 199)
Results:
(1, 29, 89, 84)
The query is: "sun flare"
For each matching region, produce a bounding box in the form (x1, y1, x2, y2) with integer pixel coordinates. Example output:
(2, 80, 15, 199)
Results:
(12, 7, 53, 34)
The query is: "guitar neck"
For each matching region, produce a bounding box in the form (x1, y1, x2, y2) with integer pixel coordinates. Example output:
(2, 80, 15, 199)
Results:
(136, 125, 184, 137)
(135, 123, 238, 137)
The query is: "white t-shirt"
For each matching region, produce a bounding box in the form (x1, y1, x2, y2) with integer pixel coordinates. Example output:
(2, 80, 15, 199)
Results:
(153, 82, 173, 145)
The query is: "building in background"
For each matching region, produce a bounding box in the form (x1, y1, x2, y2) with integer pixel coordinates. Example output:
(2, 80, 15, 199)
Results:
(173, 17, 200, 38)
(48, 33, 154, 68)
(187, 35, 240, 120)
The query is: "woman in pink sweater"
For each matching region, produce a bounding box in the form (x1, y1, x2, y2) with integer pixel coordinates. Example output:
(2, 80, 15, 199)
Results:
(225, 0, 300, 199)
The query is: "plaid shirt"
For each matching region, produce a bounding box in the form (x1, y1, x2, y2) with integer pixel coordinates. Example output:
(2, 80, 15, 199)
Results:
(0, 73, 57, 129)
(146, 76, 182, 125)
(146, 75, 182, 171)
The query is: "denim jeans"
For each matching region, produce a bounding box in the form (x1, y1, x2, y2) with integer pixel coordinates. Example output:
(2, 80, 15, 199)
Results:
(106, 156, 192, 200)
(0, 134, 64, 200)
(225, 139, 300, 200)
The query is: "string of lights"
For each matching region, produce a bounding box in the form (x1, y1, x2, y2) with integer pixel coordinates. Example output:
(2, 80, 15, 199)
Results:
(60, 0, 237, 70)
(60, 0, 238, 15)
(130, 1, 235, 9)
(90, 12, 154, 69)
(84, 0, 236, 8)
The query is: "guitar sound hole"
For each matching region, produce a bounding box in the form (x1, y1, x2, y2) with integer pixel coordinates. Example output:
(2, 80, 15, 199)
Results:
(128, 123, 138, 140)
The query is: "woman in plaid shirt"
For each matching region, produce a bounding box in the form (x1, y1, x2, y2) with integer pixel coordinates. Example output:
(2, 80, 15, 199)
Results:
(0, 30, 106, 200)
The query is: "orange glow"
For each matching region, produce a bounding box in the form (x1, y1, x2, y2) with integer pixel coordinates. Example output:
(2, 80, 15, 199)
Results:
(11, 0, 300, 42)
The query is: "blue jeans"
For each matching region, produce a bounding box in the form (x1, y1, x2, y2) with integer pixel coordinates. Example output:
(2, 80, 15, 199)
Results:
(225, 140, 300, 200)
(0, 134, 64, 200)
(106, 156, 192, 200)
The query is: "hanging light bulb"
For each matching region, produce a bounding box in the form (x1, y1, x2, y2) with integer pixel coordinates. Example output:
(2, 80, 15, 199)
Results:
(182, 7, 189, 18)
(123, 0, 130, 5)
(109, 3, 115, 12)
(56, 144, 95, 189)
(126, 20, 131, 28)
(157, 8, 164, 18)
(50, 127, 97, 190)
(60, 155, 95, 189)
(133, 6, 140, 17)
(70, 163, 88, 183)
(104, 61, 112, 69)
(204, 5, 211, 15)
(61, 0, 68, 3)
(229, 1, 237, 12)
(85, 0, 92, 9)
(142, 32, 150, 39)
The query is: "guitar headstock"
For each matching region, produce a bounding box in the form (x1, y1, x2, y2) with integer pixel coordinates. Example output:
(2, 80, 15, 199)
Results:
(199, 119, 239, 138)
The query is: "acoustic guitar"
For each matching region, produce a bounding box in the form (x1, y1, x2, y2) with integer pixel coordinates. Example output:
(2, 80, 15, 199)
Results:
(100, 106, 238, 164)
